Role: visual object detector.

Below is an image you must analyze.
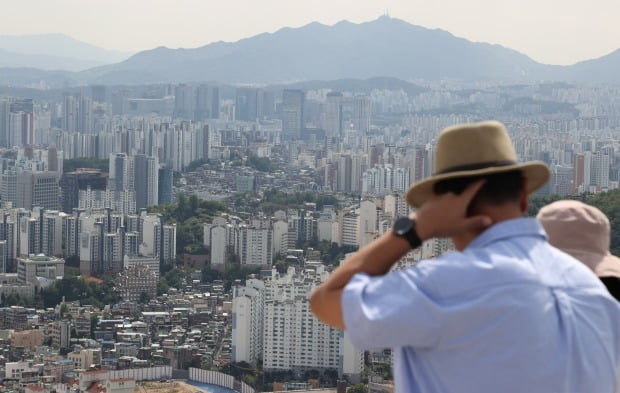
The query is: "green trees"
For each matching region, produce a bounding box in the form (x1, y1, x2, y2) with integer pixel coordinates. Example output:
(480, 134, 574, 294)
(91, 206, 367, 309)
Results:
(258, 188, 339, 214)
(1, 293, 31, 307)
(40, 276, 119, 308)
(139, 291, 151, 304)
(63, 158, 109, 173)
(246, 153, 273, 172)
(348, 384, 369, 393)
(150, 194, 227, 254)
(583, 190, 620, 255)
(184, 159, 210, 173)
(200, 263, 261, 289)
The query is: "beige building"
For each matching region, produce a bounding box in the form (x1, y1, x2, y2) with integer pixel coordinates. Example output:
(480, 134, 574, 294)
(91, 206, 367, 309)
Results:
(68, 347, 102, 370)
(10, 329, 44, 349)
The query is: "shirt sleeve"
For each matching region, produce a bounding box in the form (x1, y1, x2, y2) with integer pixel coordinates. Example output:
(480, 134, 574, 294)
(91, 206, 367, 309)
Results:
(341, 268, 445, 350)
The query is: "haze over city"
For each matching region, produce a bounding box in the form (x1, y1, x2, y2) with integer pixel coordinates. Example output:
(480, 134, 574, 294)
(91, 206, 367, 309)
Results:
(1, 0, 620, 65)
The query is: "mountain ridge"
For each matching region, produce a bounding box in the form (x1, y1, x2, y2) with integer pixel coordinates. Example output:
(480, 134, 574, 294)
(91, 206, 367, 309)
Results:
(0, 33, 133, 71)
(1, 17, 619, 86)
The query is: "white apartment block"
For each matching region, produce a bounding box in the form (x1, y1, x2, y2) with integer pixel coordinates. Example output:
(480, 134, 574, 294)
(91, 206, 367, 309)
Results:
(383, 193, 410, 219)
(78, 188, 136, 215)
(210, 225, 228, 267)
(140, 213, 161, 258)
(42, 210, 64, 257)
(340, 210, 359, 247)
(317, 215, 339, 245)
(233, 265, 363, 380)
(362, 165, 410, 196)
(205, 216, 235, 267)
(79, 230, 101, 276)
(358, 200, 378, 248)
(272, 220, 288, 255)
(239, 226, 272, 267)
(161, 224, 177, 266)
(232, 278, 265, 365)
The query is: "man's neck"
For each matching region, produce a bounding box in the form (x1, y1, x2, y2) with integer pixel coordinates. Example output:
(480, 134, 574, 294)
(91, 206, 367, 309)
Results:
(452, 206, 524, 251)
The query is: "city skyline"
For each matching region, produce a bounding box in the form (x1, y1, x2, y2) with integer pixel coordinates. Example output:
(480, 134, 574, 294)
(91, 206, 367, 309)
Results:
(1, 0, 619, 66)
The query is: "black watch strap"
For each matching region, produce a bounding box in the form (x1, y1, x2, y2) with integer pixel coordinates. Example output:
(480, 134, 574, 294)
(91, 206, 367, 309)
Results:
(393, 216, 422, 249)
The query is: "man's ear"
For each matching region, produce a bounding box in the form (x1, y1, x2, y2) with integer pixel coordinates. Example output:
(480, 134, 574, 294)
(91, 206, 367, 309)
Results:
(519, 177, 529, 213)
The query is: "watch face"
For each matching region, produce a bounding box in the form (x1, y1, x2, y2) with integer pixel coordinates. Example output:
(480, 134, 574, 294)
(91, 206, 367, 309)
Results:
(394, 217, 412, 236)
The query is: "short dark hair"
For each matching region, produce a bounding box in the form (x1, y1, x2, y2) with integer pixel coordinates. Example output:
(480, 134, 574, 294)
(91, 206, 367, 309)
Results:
(433, 170, 523, 207)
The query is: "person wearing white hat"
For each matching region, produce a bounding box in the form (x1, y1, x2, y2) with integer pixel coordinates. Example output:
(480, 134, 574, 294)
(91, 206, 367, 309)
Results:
(538, 199, 620, 300)
(311, 121, 620, 393)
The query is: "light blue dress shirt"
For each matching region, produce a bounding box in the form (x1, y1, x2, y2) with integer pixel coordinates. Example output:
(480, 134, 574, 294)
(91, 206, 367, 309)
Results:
(342, 218, 620, 393)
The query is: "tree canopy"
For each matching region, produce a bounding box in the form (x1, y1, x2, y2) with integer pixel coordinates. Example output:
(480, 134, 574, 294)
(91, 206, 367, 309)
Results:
(63, 157, 109, 173)
(260, 188, 339, 213)
(150, 194, 227, 254)
(40, 276, 119, 308)
(246, 153, 273, 172)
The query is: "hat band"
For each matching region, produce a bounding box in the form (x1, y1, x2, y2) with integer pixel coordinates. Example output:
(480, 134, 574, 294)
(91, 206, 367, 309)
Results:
(436, 160, 517, 175)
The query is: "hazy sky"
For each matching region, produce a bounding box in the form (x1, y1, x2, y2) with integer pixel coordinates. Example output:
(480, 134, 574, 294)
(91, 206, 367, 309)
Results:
(2, 0, 619, 65)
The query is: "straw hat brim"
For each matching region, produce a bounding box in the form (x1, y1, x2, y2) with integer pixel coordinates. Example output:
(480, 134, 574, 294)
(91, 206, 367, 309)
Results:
(406, 160, 551, 208)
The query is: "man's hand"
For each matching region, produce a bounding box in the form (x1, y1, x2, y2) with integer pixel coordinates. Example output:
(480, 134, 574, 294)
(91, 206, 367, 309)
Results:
(414, 180, 492, 240)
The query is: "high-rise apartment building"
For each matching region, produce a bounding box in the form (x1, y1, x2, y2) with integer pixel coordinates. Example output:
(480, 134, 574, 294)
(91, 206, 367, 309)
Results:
(102, 231, 123, 273)
(59, 170, 107, 213)
(194, 84, 220, 120)
(590, 151, 610, 190)
(79, 220, 104, 276)
(281, 90, 305, 141)
(161, 224, 177, 267)
(109, 153, 132, 192)
(63, 95, 77, 132)
(324, 92, 343, 139)
(552, 165, 575, 196)
(232, 278, 265, 365)
(230, 265, 363, 379)
(8, 110, 33, 147)
(133, 154, 159, 210)
(353, 95, 371, 135)
(358, 200, 377, 248)
(174, 84, 194, 119)
(573, 153, 585, 193)
(12, 171, 59, 210)
(158, 166, 173, 205)
(204, 216, 239, 269)
(42, 210, 64, 257)
(0, 99, 10, 148)
(78, 96, 93, 133)
(236, 87, 260, 122)
(239, 226, 273, 267)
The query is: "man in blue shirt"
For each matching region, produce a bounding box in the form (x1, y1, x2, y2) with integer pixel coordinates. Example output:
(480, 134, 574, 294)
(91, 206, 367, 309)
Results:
(310, 121, 620, 393)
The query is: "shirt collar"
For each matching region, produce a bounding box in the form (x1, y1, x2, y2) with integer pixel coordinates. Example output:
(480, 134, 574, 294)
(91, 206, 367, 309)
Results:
(467, 217, 548, 250)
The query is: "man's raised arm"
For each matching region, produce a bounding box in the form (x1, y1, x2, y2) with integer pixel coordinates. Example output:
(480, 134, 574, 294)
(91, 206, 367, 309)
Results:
(309, 180, 491, 329)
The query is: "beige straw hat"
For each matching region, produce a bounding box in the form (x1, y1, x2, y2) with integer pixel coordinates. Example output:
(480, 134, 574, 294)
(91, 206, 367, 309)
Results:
(406, 121, 551, 208)
(537, 200, 620, 278)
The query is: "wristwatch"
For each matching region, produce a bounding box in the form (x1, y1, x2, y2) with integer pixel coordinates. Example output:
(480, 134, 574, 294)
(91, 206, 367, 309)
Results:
(393, 216, 423, 249)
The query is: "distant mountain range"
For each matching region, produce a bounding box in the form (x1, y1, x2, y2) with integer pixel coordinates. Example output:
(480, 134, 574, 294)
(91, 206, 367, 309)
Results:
(1, 17, 620, 86)
(0, 34, 132, 71)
